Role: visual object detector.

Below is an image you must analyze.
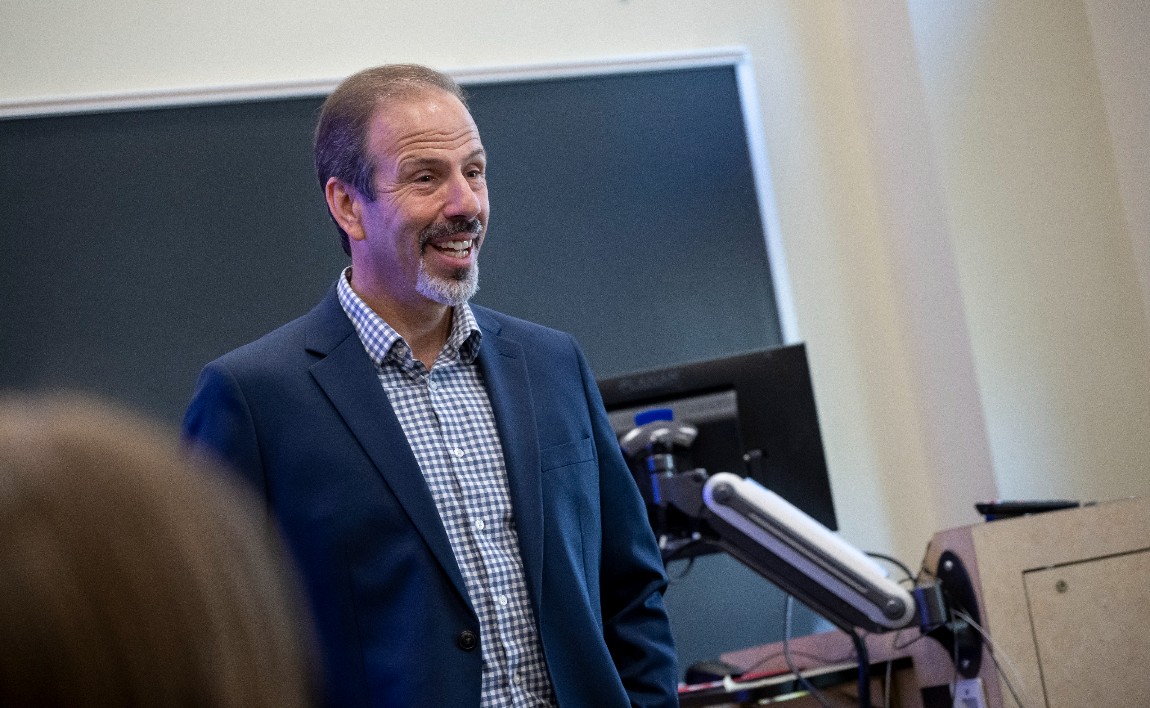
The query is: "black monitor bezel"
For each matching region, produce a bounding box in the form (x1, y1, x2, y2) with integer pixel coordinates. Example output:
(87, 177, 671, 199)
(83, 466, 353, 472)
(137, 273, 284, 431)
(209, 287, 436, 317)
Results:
(598, 343, 837, 532)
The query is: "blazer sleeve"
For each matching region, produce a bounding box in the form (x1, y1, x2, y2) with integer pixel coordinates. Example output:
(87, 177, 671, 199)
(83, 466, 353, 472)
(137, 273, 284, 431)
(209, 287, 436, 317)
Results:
(575, 341, 681, 706)
(182, 361, 268, 498)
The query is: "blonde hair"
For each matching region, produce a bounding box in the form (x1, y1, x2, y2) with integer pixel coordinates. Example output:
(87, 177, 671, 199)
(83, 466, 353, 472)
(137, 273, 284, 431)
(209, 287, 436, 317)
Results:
(0, 394, 316, 707)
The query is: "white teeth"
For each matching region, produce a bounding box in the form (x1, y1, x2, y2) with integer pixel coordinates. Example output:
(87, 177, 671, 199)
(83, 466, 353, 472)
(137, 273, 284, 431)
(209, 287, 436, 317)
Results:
(436, 239, 472, 256)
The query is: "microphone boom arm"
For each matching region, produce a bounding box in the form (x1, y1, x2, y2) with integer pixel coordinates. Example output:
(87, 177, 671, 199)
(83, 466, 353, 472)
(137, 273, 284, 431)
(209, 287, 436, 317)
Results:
(658, 469, 917, 634)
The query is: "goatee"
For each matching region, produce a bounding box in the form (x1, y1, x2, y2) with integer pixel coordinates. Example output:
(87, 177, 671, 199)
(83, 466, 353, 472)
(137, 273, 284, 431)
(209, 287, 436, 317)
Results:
(416, 259, 479, 306)
(416, 218, 483, 306)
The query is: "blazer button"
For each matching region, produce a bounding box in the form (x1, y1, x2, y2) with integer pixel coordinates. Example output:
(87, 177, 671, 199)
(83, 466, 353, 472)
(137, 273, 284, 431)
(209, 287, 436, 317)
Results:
(457, 630, 478, 651)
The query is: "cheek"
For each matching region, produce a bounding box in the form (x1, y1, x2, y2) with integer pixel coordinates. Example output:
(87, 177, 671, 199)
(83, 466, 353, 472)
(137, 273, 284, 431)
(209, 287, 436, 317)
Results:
(368, 210, 419, 252)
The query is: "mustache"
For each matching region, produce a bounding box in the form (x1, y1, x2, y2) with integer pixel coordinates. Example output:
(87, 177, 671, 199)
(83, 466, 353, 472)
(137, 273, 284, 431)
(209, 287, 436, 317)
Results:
(420, 218, 484, 245)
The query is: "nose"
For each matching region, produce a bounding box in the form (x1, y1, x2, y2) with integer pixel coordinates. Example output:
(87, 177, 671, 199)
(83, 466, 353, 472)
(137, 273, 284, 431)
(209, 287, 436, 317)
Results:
(442, 171, 484, 220)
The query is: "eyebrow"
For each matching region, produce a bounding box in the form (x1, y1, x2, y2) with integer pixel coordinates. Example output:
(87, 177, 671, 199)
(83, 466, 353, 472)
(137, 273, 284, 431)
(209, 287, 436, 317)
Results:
(399, 148, 487, 173)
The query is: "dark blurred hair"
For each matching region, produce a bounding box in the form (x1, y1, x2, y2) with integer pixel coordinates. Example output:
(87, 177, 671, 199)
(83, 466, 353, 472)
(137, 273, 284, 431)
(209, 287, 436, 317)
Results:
(0, 394, 317, 707)
(314, 64, 467, 256)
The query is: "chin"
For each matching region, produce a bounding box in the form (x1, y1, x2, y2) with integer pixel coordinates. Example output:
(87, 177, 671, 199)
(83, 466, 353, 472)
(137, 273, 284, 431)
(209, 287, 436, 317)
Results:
(417, 265, 479, 307)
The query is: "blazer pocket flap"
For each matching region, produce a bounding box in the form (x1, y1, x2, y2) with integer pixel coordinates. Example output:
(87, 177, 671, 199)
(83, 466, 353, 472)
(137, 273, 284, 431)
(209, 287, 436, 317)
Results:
(539, 436, 594, 472)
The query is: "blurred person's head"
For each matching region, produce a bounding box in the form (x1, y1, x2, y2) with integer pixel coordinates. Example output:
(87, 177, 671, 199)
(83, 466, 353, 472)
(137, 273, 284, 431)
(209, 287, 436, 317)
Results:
(0, 394, 316, 707)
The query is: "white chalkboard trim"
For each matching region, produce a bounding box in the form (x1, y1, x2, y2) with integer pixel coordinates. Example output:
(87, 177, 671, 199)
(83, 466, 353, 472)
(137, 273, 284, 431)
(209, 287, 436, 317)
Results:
(0, 47, 747, 120)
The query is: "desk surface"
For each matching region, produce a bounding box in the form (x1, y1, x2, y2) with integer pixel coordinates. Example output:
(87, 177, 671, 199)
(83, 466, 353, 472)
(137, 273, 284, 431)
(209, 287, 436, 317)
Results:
(678, 659, 881, 707)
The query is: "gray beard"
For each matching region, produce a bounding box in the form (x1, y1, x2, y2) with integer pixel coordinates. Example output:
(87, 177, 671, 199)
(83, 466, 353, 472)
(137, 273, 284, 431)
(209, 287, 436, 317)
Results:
(416, 258, 479, 306)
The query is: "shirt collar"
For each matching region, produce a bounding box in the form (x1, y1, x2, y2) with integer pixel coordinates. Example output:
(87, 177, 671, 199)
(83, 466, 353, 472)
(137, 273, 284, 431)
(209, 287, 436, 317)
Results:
(336, 267, 482, 367)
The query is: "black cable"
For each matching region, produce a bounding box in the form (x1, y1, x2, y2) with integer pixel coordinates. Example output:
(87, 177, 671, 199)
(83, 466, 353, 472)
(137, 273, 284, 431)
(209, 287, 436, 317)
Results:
(883, 657, 893, 708)
(864, 551, 915, 585)
(848, 628, 871, 708)
(660, 536, 707, 579)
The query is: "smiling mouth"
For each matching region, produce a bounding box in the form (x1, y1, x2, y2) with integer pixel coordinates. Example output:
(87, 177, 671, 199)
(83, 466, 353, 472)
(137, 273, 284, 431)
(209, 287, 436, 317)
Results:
(420, 218, 483, 260)
(430, 239, 474, 259)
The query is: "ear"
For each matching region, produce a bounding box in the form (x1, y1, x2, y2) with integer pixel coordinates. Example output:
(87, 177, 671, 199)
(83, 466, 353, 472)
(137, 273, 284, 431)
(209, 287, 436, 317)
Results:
(325, 177, 367, 242)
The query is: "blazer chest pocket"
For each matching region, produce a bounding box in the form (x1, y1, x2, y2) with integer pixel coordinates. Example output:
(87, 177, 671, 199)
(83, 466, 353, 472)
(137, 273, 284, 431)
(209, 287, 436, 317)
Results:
(539, 436, 594, 473)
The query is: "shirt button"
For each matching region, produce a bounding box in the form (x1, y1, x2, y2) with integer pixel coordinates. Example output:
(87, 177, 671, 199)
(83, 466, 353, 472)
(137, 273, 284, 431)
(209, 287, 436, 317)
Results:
(474, 518, 486, 531)
(457, 629, 478, 651)
(497, 594, 509, 607)
(452, 447, 466, 459)
(512, 673, 523, 686)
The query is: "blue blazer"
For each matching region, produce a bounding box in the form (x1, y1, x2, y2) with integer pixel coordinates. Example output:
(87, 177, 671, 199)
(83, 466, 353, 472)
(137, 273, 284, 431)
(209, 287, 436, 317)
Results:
(183, 288, 679, 707)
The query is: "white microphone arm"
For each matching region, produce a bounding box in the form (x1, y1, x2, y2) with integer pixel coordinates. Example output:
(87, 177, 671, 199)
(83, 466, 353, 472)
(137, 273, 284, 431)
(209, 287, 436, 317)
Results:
(658, 469, 923, 634)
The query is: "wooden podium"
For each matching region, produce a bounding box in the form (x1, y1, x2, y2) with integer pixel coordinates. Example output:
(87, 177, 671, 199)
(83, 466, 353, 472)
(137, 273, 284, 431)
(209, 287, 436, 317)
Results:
(713, 495, 1149, 707)
(912, 493, 1150, 707)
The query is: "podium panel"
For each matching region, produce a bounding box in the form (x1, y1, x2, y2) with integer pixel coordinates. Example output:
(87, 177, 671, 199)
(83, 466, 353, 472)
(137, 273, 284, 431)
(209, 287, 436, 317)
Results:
(916, 495, 1150, 707)
(1023, 548, 1150, 706)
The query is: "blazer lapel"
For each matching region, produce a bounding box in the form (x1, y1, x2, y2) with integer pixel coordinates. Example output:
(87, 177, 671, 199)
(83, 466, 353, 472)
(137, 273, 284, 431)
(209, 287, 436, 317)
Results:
(475, 314, 546, 613)
(304, 290, 471, 609)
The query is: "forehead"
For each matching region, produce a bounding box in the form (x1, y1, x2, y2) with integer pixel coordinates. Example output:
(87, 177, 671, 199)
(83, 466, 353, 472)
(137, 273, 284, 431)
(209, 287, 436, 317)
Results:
(366, 89, 484, 166)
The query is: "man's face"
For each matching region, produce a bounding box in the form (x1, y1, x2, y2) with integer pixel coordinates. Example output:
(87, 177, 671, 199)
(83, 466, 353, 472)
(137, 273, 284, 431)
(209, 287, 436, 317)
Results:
(350, 88, 489, 310)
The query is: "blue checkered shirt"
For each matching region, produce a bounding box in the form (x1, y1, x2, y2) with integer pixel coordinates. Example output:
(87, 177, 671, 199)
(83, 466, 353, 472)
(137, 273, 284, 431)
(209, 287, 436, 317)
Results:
(337, 270, 555, 707)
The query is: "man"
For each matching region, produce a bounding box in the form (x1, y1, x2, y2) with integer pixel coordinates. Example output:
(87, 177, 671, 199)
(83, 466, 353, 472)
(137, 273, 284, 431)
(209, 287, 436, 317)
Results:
(184, 64, 679, 707)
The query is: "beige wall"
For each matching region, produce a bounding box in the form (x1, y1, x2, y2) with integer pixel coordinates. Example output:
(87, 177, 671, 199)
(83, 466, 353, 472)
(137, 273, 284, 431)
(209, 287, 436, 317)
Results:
(907, 0, 1150, 505)
(3, 0, 1147, 567)
(1085, 0, 1150, 326)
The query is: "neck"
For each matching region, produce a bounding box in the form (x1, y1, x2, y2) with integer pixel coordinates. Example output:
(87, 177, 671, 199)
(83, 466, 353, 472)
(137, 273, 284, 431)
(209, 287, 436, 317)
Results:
(396, 306, 453, 368)
(348, 273, 453, 368)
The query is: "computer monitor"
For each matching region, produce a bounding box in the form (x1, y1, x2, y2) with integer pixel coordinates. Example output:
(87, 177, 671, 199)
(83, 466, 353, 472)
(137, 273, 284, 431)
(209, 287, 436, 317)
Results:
(598, 344, 837, 554)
